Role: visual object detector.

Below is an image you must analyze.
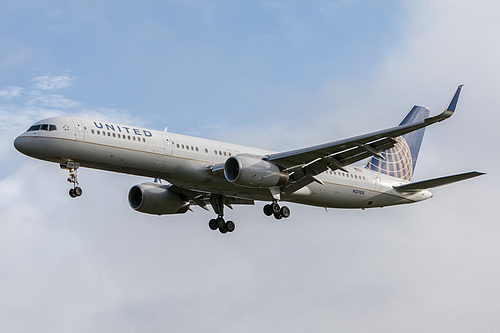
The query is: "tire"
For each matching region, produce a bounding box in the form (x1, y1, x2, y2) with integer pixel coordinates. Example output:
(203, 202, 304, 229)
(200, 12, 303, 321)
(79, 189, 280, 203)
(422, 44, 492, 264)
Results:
(225, 221, 235, 232)
(274, 212, 283, 220)
(209, 219, 218, 230)
(74, 187, 83, 197)
(271, 202, 281, 214)
(280, 206, 290, 218)
(263, 204, 274, 216)
(219, 226, 228, 234)
(69, 188, 76, 198)
(216, 217, 225, 228)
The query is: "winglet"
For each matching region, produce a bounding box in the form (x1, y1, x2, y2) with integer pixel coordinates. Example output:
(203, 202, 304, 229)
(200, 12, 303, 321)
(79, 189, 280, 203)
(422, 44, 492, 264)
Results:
(430, 85, 463, 122)
(446, 84, 464, 113)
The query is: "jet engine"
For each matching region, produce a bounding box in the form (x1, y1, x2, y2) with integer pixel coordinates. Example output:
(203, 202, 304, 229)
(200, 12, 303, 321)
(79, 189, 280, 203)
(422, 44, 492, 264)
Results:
(128, 182, 190, 215)
(224, 154, 288, 188)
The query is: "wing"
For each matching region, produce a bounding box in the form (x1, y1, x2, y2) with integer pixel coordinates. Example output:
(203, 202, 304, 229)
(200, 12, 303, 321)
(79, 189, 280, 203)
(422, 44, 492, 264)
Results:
(267, 85, 463, 192)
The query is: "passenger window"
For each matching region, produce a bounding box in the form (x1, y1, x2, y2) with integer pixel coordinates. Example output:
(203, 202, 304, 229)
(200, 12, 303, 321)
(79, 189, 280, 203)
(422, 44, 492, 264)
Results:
(191, 146, 194, 150)
(117, 134, 121, 138)
(97, 130, 100, 135)
(133, 136, 136, 141)
(205, 148, 208, 153)
(108, 132, 111, 136)
(214, 150, 218, 155)
(91, 129, 95, 134)
(143, 138, 146, 142)
(196, 147, 199, 152)
(112, 133, 116, 137)
(128, 135, 131, 140)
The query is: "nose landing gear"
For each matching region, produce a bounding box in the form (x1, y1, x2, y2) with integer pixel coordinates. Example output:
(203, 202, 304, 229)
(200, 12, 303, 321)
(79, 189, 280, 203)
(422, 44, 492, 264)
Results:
(61, 162, 83, 198)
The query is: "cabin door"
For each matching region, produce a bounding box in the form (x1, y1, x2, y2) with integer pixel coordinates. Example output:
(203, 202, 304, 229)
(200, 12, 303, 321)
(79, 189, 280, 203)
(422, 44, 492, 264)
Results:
(72, 119, 85, 141)
(162, 134, 173, 156)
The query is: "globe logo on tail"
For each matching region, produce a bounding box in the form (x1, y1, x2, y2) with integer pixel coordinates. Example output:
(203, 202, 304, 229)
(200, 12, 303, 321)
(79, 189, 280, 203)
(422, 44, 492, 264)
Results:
(365, 136, 413, 181)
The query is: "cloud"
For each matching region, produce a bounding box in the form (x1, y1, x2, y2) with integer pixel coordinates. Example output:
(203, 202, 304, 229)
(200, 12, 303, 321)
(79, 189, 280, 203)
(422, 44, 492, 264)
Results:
(27, 93, 81, 109)
(31, 74, 74, 91)
(0, 86, 23, 99)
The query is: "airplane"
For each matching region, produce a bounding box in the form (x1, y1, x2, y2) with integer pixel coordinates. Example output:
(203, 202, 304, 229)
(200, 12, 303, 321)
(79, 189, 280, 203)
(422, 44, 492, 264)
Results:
(13, 85, 484, 234)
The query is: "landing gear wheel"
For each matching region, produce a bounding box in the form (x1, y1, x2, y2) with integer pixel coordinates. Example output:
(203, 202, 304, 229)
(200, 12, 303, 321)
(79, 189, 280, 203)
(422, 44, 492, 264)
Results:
(209, 219, 218, 230)
(274, 212, 283, 220)
(216, 217, 225, 228)
(263, 204, 274, 216)
(74, 187, 83, 197)
(69, 188, 77, 198)
(271, 202, 281, 215)
(225, 221, 235, 232)
(219, 226, 228, 234)
(280, 206, 290, 218)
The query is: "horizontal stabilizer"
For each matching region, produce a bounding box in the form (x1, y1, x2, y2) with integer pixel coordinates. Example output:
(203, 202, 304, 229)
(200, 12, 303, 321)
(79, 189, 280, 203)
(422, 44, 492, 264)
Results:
(393, 171, 485, 192)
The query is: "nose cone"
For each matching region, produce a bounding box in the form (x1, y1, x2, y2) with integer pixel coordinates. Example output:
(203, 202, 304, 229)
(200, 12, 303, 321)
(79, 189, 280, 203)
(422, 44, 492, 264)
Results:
(13, 135, 33, 156)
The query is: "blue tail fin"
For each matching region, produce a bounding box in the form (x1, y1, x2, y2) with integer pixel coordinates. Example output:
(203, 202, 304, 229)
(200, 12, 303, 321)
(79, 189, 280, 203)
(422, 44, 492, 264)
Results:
(365, 106, 430, 181)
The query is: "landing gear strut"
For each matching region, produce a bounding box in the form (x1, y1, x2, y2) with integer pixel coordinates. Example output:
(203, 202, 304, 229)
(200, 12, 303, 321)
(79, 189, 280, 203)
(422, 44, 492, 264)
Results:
(61, 162, 83, 198)
(208, 195, 235, 234)
(263, 202, 290, 220)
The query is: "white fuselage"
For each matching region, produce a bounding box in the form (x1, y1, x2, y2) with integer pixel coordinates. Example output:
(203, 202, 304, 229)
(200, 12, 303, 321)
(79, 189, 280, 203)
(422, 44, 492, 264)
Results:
(14, 116, 432, 209)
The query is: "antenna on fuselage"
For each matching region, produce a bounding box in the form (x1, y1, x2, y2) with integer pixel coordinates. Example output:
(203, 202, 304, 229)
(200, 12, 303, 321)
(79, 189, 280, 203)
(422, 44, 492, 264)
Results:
(164, 127, 168, 132)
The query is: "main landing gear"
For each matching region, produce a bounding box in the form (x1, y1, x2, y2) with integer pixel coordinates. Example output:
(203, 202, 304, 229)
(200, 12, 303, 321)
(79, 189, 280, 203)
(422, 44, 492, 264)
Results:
(208, 217, 235, 234)
(208, 195, 235, 234)
(61, 162, 83, 198)
(263, 202, 290, 220)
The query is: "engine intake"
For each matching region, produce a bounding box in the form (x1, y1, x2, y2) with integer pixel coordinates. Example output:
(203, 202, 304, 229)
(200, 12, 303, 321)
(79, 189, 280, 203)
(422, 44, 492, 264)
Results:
(128, 182, 190, 215)
(224, 154, 288, 188)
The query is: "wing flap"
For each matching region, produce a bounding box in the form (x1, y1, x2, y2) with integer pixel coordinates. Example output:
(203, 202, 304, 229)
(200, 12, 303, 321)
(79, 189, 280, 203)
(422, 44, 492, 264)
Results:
(168, 185, 254, 210)
(393, 171, 485, 192)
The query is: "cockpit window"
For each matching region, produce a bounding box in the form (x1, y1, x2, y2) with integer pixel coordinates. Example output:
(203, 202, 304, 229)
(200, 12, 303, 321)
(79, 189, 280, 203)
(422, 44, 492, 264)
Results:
(27, 124, 57, 132)
(28, 125, 41, 131)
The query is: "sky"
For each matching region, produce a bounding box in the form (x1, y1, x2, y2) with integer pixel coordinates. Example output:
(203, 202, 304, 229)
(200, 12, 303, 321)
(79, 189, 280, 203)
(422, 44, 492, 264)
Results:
(0, 1, 499, 332)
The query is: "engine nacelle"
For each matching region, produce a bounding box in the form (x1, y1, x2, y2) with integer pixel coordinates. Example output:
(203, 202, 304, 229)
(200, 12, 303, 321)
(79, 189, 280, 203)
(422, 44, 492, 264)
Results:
(224, 154, 288, 188)
(128, 182, 190, 215)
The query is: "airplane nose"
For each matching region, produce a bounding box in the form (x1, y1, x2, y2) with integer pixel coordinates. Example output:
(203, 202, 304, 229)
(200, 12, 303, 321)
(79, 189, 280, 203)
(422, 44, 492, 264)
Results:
(13, 135, 32, 155)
